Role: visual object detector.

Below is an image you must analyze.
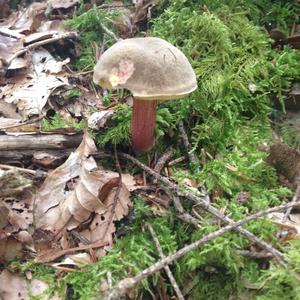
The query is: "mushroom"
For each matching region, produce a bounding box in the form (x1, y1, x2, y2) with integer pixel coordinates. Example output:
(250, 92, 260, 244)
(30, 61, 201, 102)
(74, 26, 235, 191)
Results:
(93, 37, 197, 152)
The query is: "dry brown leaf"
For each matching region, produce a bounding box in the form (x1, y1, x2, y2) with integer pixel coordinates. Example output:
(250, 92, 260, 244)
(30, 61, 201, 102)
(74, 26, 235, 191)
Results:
(0, 191, 34, 262)
(0, 29, 24, 63)
(0, 236, 23, 263)
(49, 0, 80, 9)
(5, 2, 47, 34)
(0, 205, 9, 229)
(34, 132, 132, 255)
(0, 270, 61, 300)
(270, 212, 300, 236)
(0, 169, 32, 197)
(87, 110, 114, 130)
(0, 0, 10, 19)
(0, 49, 69, 116)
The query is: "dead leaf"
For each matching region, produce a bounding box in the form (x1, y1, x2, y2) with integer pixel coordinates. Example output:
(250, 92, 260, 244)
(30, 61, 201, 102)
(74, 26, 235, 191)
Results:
(0, 236, 23, 263)
(0, 270, 61, 300)
(0, 169, 32, 197)
(7, 2, 47, 34)
(0, 205, 9, 229)
(0, 49, 69, 116)
(34, 132, 132, 259)
(0, 0, 10, 19)
(88, 110, 114, 130)
(49, 0, 80, 9)
(0, 29, 24, 63)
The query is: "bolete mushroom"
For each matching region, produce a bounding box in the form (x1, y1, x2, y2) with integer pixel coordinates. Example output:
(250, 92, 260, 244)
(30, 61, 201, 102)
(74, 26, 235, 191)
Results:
(93, 37, 197, 152)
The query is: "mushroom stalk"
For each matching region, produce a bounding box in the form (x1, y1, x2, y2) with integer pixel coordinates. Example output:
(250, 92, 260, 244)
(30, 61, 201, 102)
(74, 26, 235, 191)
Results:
(131, 99, 157, 153)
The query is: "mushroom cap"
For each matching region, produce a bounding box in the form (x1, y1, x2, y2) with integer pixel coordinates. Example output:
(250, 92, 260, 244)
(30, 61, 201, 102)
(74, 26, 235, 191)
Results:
(93, 37, 197, 100)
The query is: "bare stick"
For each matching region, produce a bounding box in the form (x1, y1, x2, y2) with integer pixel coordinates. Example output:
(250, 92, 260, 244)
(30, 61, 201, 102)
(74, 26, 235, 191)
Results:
(7, 32, 77, 66)
(178, 121, 199, 171)
(119, 152, 287, 264)
(93, 5, 121, 42)
(168, 156, 186, 166)
(0, 164, 46, 177)
(237, 250, 274, 259)
(100, 23, 120, 42)
(154, 147, 174, 174)
(282, 176, 300, 222)
(103, 201, 299, 300)
(165, 189, 200, 227)
(147, 223, 185, 300)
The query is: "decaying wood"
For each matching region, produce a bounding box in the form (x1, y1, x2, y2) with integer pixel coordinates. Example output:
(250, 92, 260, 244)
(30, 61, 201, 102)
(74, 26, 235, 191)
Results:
(0, 149, 110, 165)
(0, 133, 83, 151)
(119, 152, 287, 265)
(102, 201, 299, 300)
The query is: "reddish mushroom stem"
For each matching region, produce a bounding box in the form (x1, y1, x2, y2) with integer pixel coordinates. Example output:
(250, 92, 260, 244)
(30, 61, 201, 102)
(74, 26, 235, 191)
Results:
(131, 99, 157, 153)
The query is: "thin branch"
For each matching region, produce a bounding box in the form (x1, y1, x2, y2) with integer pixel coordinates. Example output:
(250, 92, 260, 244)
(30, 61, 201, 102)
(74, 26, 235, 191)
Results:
(7, 32, 77, 66)
(100, 23, 121, 42)
(102, 201, 299, 300)
(282, 176, 300, 222)
(119, 152, 287, 265)
(154, 147, 174, 174)
(168, 156, 186, 166)
(178, 121, 199, 172)
(237, 250, 274, 259)
(147, 223, 185, 300)
(0, 164, 47, 177)
(93, 5, 121, 42)
(166, 189, 200, 227)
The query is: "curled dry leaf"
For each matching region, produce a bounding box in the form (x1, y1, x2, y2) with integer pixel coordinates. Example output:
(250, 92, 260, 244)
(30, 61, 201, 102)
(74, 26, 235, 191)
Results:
(34, 132, 132, 254)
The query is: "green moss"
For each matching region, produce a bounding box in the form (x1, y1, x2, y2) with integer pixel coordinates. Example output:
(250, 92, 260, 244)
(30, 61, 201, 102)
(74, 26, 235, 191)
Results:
(42, 113, 85, 131)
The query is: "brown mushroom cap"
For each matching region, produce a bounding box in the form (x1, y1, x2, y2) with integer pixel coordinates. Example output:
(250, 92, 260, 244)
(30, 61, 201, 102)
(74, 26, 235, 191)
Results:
(93, 37, 197, 100)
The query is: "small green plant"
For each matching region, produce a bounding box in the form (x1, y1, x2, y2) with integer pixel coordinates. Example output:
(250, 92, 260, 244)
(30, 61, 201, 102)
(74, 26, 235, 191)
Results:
(42, 113, 85, 131)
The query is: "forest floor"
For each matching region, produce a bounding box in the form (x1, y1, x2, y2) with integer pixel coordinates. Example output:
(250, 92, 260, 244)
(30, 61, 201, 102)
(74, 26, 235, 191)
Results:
(1, 0, 300, 299)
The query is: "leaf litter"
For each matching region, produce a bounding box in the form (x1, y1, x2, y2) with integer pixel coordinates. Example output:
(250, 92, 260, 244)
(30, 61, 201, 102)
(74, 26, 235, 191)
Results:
(34, 131, 132, 261)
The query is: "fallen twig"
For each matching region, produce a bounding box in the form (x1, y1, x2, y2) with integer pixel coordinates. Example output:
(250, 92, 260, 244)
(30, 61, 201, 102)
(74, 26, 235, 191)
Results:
(147, 223, 185, 300)
(178, 121, 199, 172)
(168, 156, 186, 166)
(237, 250, 274, 259)
(93, 5, 121, 42)
(282, 175, 300, 223)
(119, 152, 287, 265)
(0, 164, 46, 177)
(165, 189, 200, 227)
(102, 201, 299, 300)
(7, 32, 77, 67)
(35, 240, 108, 263)
(154, 147, 174, 174)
